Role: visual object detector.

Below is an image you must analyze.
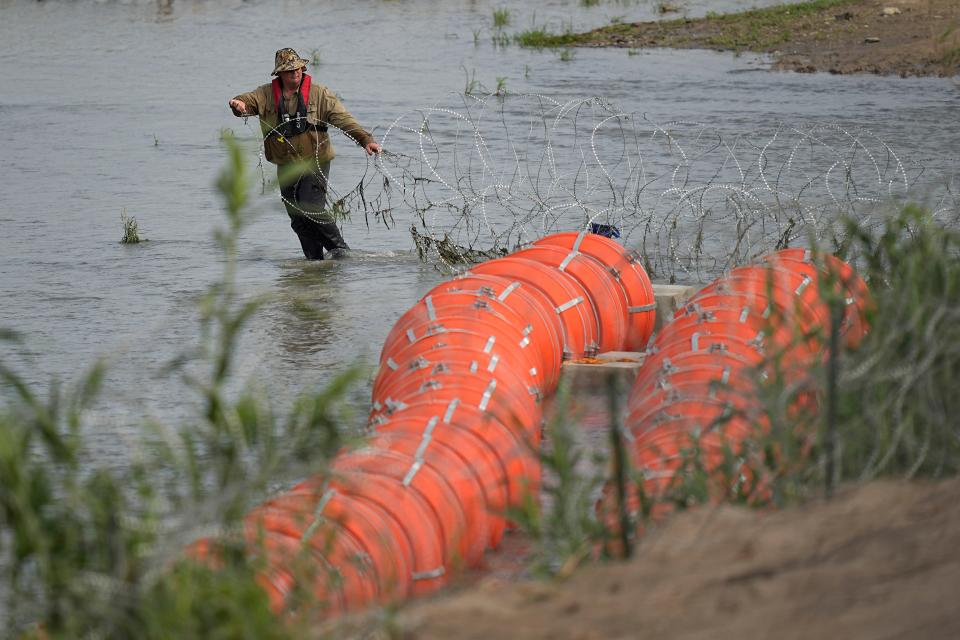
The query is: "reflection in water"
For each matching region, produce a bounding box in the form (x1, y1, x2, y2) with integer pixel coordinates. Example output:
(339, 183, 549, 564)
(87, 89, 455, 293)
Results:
(272, 263, 338, 360)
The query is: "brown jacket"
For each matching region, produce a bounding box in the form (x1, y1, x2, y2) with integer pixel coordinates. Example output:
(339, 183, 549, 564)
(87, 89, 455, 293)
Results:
(232, 81, 374, 165)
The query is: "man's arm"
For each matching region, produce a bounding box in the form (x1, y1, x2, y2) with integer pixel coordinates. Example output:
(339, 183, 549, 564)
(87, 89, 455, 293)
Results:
(320, 89, 380, 155)
(228, 87, 265, 117)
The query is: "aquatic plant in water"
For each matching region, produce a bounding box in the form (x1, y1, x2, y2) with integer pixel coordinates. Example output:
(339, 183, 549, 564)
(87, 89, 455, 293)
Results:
(120, 208, 141, 244)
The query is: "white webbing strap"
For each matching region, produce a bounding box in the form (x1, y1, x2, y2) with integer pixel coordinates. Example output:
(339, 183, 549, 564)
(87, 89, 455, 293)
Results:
(487, 355, 500, 372)
(483, 336, 495, 353)
(559, 250, 578, 272)
(406, 328, 416, 343)
(424, 296, 437, 321)
(443, 398, 460, 424)
(469, 360, 478, 374)
(402, 460, 423, 486)
(386, 358, 399, 371)
(556, 296, 585, 313)
(479, 379, 496, 411)
(739, 307, 749, 323)
(691, 332, 701, 351)
(573, 230, 588, 253)
(795, 276, 812, 296)
(497, 281, 521, 301)
(412, 416, 439, 461)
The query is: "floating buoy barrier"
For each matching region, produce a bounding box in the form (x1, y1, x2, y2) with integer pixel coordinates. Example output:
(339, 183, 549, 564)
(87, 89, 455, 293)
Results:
(469, 256, 601, 359)
(187, 229, 674, 616)
(531, 232, 655, 352)
(609, 248, 869, 526)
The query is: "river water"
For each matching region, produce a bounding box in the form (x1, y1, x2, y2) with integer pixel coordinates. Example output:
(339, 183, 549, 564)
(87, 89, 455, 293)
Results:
(1, 0, 957, 464)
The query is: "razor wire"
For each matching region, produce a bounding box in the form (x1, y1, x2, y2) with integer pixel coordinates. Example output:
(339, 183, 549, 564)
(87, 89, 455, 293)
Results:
(247, 92, 959, 283)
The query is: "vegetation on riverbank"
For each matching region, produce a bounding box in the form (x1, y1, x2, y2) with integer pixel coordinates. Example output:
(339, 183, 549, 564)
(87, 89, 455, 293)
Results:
(565, 0, 859, 50)
(516, 0, 960, 77)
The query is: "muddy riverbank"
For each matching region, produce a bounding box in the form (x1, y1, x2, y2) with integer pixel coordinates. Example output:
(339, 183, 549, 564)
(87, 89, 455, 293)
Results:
(336, 477, 960, 639)
(565, 0, 960, 77)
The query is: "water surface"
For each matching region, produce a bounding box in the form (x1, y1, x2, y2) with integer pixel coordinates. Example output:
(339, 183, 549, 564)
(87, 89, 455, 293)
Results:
(0, 0, 956, 462)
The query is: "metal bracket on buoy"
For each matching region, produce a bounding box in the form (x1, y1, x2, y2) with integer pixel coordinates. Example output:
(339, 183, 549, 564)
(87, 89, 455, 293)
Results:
(412, 566, 446, 581)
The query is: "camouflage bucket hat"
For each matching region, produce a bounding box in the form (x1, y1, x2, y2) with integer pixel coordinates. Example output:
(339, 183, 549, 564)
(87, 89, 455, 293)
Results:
(272, 48, 309, 75)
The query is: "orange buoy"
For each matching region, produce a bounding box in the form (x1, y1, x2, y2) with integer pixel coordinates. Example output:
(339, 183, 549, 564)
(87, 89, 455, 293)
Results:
(511, 244, 629, 353)
(470, 256, 599, 358)
(367, 430, 489, 566)
(330, 447, 472, 573)
(429, 275, 564, 387)
(371, 372, 542, 447)
(377, 315, 543, 392)
(382, 292, 551, 381)
(373, 329, 541, 403)
(375, 411, 509, 548)
(314, 470, 447, 596)
(533, 231, 656, 350)
(251, 489, 412, 603)
(373, 398, 540, 509)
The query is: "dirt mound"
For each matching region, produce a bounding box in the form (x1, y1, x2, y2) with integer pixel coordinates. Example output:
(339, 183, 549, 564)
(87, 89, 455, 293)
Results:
(397, 478, 960, 639)
(574, 0, 960, 77)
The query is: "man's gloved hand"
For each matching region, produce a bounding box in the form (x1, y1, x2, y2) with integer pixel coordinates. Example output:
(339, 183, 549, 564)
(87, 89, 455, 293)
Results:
(229, 99, 248, 116)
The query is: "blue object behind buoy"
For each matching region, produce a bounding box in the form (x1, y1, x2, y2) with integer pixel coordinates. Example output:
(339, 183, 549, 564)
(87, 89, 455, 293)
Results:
(589, 223, 621, 239)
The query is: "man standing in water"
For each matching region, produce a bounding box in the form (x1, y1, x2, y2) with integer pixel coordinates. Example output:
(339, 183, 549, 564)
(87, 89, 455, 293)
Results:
(228, 48, 381, 259)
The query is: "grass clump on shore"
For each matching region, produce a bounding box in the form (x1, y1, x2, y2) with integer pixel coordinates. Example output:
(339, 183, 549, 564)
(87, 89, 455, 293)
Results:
(514, 27, 579, 49)
(829, 206, 960, 479)
(569, 0, 858, 51)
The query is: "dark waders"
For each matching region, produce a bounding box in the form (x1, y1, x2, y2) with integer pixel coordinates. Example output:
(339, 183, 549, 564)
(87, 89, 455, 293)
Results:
(279, 161, 350, 260)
